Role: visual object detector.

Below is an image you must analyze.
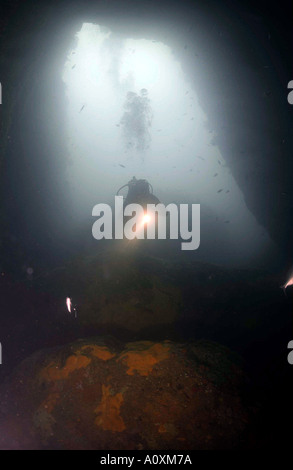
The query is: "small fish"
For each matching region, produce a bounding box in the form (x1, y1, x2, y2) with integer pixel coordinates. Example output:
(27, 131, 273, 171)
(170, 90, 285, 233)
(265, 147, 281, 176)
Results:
(66, 297, 72, 313)
(66, 297, 78, 317)
(72, 64, 76, 69)
(195, 156, 205, 161)
(226, 190, 230, 193)
(213, 173, 218, 177)
(79, 105, 85, 113)
(217, 189, 223, 193)
(119, 164, 126, 168)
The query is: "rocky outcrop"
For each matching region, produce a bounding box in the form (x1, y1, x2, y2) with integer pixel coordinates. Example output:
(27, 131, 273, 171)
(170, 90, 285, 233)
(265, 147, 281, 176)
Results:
(0, 337, 249, 449)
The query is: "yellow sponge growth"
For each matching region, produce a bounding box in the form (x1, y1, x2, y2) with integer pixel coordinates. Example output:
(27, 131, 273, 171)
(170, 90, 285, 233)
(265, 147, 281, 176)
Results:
(95, 385, 125, 432)
(78, 345, 115, 361)
(40, 355, 91, 382)
(117, 343, 170, 376)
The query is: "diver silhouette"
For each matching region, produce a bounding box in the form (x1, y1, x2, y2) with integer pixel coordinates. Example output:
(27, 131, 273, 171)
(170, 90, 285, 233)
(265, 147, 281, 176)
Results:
(117, 177, 160, 208)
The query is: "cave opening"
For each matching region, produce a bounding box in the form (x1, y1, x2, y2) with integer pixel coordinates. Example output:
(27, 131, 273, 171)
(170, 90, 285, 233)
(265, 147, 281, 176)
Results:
(61, 21, 273, 266)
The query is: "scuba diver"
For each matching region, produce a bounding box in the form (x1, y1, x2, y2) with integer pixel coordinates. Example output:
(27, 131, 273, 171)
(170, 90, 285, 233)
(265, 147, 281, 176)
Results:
(117, 176, 160, 208)
(120, 89, 152, 152)
(116, 177, 161, 237)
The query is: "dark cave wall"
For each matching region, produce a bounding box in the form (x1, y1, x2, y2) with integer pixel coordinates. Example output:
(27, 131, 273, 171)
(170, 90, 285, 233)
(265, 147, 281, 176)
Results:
(0, 3, 82, 270)
(0, 0, 293, 270)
